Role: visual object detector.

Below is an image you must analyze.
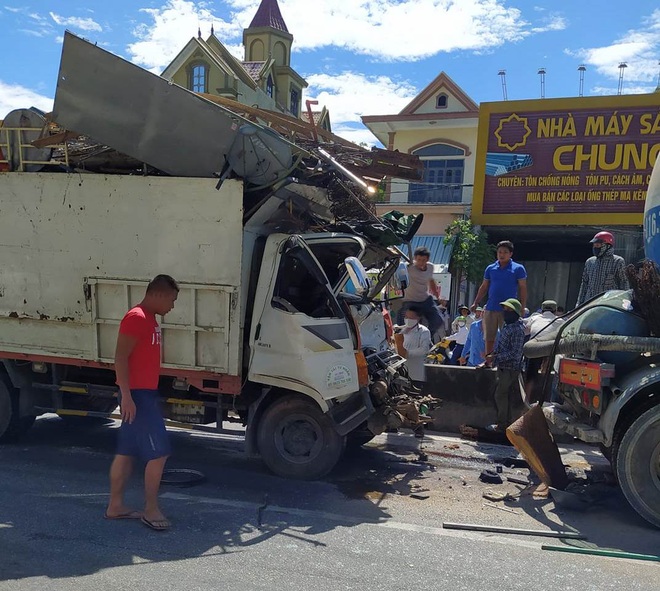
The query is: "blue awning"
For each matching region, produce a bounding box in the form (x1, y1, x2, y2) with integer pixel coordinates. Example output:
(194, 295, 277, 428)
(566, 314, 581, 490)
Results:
(400, 235, 454, 266)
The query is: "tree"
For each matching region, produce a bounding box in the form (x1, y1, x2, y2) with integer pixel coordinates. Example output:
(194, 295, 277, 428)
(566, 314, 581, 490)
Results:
(443, 218, 495, 283)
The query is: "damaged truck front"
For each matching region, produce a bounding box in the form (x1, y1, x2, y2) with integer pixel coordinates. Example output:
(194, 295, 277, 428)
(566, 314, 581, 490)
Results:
(0, 33, 428, 480)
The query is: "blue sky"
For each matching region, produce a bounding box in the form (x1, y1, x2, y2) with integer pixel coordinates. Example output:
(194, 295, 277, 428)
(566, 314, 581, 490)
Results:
(1, 0, 659, 144)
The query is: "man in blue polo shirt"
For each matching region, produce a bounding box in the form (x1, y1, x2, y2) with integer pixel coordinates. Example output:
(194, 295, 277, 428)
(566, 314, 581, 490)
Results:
(471, 240, 527, 355)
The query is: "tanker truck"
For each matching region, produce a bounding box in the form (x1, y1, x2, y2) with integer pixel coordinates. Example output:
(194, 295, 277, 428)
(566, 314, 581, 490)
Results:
(526, 157, 660, 527)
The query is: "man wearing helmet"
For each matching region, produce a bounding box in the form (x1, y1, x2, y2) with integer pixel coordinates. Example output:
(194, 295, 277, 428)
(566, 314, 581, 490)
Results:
(576, 231, 628, 307)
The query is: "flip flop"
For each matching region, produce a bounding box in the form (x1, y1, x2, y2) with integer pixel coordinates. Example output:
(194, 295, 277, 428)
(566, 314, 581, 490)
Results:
(104, 510, 142, 520)
(141, 516, 171, 531)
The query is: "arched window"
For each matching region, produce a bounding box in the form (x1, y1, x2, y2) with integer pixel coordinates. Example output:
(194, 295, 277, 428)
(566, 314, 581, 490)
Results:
(409, 143, 465, 203)
(274, 41, 288, 66)
(436, 93, 448, 109)
(266, 75, 274, 98)
(250, 39, 265, 61)
(188, 62, 208, 93)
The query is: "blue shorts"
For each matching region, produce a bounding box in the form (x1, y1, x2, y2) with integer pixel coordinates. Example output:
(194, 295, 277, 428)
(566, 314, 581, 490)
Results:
(116, 389, 171, 461)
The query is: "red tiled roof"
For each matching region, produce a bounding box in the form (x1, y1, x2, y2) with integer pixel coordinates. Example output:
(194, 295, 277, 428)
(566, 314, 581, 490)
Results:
(248, 0, 289, 33)
(303, 111, 324, 126)
(242, 61, 266, 82)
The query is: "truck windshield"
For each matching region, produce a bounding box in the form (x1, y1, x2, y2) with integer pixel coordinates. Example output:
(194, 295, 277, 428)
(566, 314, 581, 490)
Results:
(271, 247, 343, 319)
(308, 242, 363, 290)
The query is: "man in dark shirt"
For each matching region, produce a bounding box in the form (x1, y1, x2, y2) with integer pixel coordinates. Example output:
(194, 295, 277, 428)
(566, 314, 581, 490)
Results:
(484, 298, 525, 432)
(576, 231, 628, 306)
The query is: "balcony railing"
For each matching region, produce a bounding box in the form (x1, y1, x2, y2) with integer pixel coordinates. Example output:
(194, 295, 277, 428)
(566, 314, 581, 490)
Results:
(408, 184, 464, 204)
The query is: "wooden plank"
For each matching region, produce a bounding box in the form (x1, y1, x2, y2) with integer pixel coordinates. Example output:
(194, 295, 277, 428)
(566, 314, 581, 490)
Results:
(31, 130, 78, 148)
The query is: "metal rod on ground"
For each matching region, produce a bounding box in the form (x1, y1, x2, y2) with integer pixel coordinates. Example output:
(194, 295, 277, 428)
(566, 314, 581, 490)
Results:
(443, 522, 585, 539)
(542, 545, 660, 562)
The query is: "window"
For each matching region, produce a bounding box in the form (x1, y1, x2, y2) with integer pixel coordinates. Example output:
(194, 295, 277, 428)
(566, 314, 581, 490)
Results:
(290, 87, 300, 116)
(436, 93, 448, 109)
(266, 75, 274, 98)
(189, 63, 208, 93)
(272, 246, 340, 319)
(409, 143, 465, 203)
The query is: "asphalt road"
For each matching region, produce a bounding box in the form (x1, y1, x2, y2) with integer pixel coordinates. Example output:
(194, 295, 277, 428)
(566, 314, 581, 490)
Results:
(1, 416, 658, 591)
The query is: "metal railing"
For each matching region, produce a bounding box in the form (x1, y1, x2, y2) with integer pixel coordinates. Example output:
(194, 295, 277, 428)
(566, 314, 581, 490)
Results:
(0, 126, 69, 171)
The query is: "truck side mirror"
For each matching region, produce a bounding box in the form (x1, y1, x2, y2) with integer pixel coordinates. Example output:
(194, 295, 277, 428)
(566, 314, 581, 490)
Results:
(344, 257, 370, 296)
(393, 261, 409, 290)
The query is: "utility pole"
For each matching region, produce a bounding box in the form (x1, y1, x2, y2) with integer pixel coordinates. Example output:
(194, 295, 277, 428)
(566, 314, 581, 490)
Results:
(498, 70, 508, 101)
(617, 62, 627, 95)
(578, 64, 586, 97)
(538, 67, 546, 99)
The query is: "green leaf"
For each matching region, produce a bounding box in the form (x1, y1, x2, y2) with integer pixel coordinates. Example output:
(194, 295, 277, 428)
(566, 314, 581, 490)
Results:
(444, 219, 495, 283)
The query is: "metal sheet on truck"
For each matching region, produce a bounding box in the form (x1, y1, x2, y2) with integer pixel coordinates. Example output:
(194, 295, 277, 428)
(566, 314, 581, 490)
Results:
(52, 32, 242, 178)
(0, 173, 243, 376)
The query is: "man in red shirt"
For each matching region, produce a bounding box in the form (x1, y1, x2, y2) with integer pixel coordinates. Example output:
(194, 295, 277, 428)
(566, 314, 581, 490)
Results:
(105, 275, 179, 531)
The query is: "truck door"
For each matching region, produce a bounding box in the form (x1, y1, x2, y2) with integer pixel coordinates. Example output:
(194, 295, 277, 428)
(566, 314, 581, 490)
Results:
(248, 235, 360, 403)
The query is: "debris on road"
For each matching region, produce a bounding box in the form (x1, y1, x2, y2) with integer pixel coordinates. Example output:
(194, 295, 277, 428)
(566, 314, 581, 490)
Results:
(444, 522, 585, 539)
(479, 469, 503, 485)
(482, 502, 521, 515)
(506, 475, 530, 486)
(410, 493, 431, 500)
(482, 490, 516, 502)
(506, 405, 569, 490)
(541, 545, 660, 562)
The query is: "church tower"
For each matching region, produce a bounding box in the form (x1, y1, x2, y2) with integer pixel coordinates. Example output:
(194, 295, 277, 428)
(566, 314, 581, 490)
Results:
(243, 0, 307, 116)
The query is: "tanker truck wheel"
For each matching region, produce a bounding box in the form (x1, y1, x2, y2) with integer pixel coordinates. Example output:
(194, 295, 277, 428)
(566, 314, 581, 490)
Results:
(257, 394, 345, 480)
(613, 404, 660, 528)
(0, 380, 35, 443)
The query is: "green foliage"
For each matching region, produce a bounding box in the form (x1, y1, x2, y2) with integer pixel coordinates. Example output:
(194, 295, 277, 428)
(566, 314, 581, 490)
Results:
(443, 219, 495, 283)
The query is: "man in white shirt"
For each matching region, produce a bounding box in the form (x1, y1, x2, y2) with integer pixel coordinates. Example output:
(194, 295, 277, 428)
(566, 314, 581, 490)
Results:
(525, 300, 564, 340)
(447, 314, 470, 365)
(397, 246, 442, 336)
(524, 300, 564, 404)
(401, 305, 433, 387)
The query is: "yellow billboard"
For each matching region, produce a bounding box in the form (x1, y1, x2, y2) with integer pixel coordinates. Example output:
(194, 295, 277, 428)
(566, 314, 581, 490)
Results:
(473, 94, 660, 225)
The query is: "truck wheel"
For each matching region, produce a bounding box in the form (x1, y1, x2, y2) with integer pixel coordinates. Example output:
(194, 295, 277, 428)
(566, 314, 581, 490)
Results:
(257, 395, 345, 480)
(0, 380, 35, 442)
(613, 404, 660, 528)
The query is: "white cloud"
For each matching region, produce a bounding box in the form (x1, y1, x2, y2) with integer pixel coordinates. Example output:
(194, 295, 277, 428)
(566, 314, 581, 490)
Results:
(531, 15, 567, 33)
(570, 9, 660, 85)
(307, 72, 417, 124)
(49, 12, 102, 32)
(229, 0, 532, 61)
(590, 84, 658, 96)
(306, 72, 418, 144)
(127, 0, 240, 72)
(130, 0, 563, 70)
(0, 81, 53, 118)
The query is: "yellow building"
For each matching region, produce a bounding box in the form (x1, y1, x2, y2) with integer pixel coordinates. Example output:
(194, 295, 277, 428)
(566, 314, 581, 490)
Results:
(362, 72, 479, 300)
(161, 0, 308, 117)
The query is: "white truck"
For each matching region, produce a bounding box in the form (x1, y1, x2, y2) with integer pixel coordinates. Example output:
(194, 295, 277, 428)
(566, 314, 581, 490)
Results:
(0, 168, 422, 479)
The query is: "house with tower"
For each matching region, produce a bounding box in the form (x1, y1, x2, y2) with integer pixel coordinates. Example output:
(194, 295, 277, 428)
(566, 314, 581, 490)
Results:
(161, 0, 317, 122)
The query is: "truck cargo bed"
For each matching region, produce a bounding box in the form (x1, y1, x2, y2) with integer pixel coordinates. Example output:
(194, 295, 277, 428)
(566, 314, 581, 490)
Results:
(0, 173, 244, 377)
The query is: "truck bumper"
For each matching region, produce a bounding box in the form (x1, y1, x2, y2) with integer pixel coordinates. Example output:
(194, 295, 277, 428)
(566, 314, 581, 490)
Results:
(327, 388, 374, 437)
(543, 404, 605, 444)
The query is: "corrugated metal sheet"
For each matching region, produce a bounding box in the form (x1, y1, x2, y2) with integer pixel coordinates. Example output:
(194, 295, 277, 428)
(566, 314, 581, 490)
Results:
(401, 236, 454, 265)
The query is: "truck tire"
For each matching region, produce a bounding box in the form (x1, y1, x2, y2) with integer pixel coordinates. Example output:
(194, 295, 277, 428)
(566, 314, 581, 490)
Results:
(257, 395, 345, 480)
(0, 380, 35, 442)
(613, 404, 660, 528)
